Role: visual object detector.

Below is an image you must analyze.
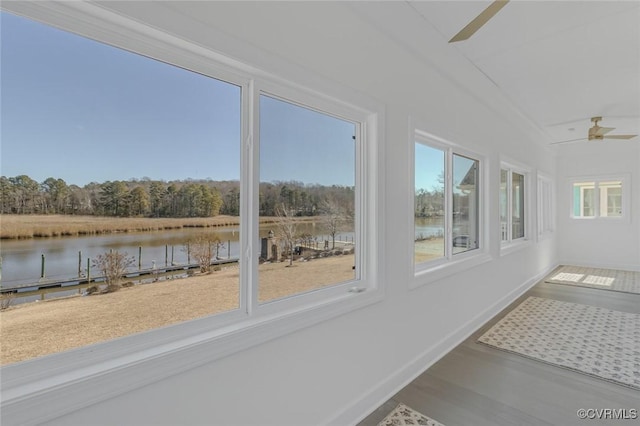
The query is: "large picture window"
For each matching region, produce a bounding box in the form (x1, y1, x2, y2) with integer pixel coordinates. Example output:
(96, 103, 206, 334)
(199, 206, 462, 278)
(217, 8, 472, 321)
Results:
(0, 5, 382, 423)
(0, 10, 377, 367)
(414, 136, 482, 270)
(1, 12, 244, 366)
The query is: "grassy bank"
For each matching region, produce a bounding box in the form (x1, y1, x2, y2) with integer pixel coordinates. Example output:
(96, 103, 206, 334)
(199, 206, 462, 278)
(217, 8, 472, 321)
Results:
(0, 254, 355, 365)
(0, 214, 305, 239)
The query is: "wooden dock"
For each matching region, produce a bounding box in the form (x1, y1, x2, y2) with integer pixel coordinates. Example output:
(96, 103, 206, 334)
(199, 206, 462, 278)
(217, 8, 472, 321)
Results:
(0, 258, 239, 300)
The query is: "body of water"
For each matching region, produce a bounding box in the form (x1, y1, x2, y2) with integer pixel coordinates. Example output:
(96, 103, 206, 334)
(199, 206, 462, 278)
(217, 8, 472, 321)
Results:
(415, 217, 445, 240)
(0, 223, 354, 288)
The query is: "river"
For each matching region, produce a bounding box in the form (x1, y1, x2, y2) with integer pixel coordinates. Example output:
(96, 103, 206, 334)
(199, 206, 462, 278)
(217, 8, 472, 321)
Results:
(415, 216, 445, 240)
(0, 222, 353, 288)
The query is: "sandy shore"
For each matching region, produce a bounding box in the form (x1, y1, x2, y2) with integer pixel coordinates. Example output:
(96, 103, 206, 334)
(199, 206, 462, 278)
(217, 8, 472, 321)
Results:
(0, 254, 355, 365)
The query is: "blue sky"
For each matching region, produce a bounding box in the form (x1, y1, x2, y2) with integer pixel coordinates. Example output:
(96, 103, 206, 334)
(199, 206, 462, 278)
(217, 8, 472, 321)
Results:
(415, 143, 443, 192)
(1, 12, 355, 187)
(415, 143, 477, 193)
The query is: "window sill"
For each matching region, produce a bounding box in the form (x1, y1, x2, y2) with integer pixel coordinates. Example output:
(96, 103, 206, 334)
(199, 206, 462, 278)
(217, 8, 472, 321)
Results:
(411, 250, 492, 289)
(0, 287, 383, 426)
(500, 239, 533, 256)
(570, 216, 629, 223)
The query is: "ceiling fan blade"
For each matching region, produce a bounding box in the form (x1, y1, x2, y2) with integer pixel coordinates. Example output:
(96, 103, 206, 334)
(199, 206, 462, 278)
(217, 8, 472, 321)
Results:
(594, 126, 614, 136)
(603, 134, 638, 140)
(550, 138, 587, 145)
(449, 0, 509, 43)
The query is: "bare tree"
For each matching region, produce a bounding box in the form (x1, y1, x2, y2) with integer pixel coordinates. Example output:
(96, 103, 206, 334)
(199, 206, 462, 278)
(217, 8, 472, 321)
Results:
(92, 250, 135, 293)
(187, 233, 221, 273)
(320, 198, 349, 250)
(0, 293, 14, 311)
(274, 203, 299, 266)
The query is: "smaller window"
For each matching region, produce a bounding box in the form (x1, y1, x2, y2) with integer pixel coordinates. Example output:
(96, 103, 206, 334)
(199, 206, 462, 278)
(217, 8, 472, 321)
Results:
(414, 134, 483, 271)
(500, 163, 529, 244)
(571, 177, 627, 219)
(452, 154, 480, 254)
(572, 182, 596, 217)
(258, 94, 358, 304)
(537, 174, 554, 239)
(600, 181, 622, 217)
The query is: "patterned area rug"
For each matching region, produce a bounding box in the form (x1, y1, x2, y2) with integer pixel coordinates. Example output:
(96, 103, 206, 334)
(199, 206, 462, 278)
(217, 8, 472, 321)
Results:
(545, 265, 640, 294)
(478, 297, 640, 390)
(378, 404, 445, 426)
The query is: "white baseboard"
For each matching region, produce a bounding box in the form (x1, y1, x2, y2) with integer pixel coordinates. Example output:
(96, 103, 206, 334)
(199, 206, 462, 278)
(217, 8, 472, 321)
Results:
(326, 264, 556, 426)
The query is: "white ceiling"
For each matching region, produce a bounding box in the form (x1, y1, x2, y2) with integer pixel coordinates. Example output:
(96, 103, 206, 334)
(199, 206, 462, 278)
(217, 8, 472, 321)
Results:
(408, 0, 640, 145)
(8, 1, 637, 147)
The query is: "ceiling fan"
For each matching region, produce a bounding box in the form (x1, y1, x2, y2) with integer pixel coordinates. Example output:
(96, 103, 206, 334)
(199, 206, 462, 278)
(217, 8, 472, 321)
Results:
(449, 0, 510, 43)
(553, 117, 638, 145)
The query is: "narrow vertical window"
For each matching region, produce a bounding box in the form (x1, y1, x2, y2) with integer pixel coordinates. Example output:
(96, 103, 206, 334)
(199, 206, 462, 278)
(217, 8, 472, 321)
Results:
(452, 154, 479, 254)
(573, 182, 596, 217)
(600, 181, 622, 217)
(537, 174, 554, 239)
(500, 163, 529, 245)
(258, 95, 357, 303)
(511, 172, 525, 239)
(414, 144, 445, 263)
(500, 169, 508, 241)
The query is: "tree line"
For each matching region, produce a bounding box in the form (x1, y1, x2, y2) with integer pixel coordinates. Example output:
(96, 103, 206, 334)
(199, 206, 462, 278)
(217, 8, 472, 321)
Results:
(0, 175, 355, 218)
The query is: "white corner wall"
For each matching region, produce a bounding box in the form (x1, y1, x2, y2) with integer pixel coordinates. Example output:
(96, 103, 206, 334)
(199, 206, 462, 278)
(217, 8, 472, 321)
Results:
(2, 2, 562, 425)
(555, 141, 640, 271)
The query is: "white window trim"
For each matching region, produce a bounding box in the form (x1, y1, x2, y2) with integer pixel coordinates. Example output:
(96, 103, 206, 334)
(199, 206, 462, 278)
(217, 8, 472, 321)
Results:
(569, 174, 630, 223)
(499, 158, 533, 256)
(251, 81, 376, 316)
(0, 3, 386, 425)
(410, 126, 491, 289)
(536, 171, 555, 241)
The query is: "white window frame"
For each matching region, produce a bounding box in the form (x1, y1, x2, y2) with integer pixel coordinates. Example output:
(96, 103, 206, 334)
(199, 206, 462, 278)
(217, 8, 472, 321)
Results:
(411, 128, 490, 288)
(536, 172, 555, 241)
(0, 3, 385, 425)
(251, 81, 375, 316)
(499, 159, 533, 255)
(599, 182, 623, 217)
(569, 174, 630, 222)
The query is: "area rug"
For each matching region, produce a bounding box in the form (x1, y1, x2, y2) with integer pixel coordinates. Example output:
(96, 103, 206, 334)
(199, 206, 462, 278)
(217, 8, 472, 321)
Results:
(545, 265, 640, 294)
(378, 403, 445, 426)
(478, 296, 640, 390)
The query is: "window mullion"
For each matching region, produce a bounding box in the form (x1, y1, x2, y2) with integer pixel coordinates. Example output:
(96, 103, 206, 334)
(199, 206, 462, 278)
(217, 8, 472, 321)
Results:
(507, 169, 513, 242)
(354, 123, 364, 281)
(445, 149, 453, 260)
(243, 79, 260, 315)
(595, 182, 601, 218)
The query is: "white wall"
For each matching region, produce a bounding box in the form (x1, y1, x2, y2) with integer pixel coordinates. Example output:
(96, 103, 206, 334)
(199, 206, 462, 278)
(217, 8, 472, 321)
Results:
(4, 3, 560, 425)
(555, 141, 639, 270)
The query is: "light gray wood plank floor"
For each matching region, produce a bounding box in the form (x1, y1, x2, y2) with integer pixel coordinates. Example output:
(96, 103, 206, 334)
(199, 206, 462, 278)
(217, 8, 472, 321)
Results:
(359, 275, 640, 426)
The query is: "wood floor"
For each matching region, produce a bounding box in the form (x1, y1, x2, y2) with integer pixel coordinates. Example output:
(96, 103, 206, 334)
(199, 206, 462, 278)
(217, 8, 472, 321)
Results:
(359, 274, 640, 426)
